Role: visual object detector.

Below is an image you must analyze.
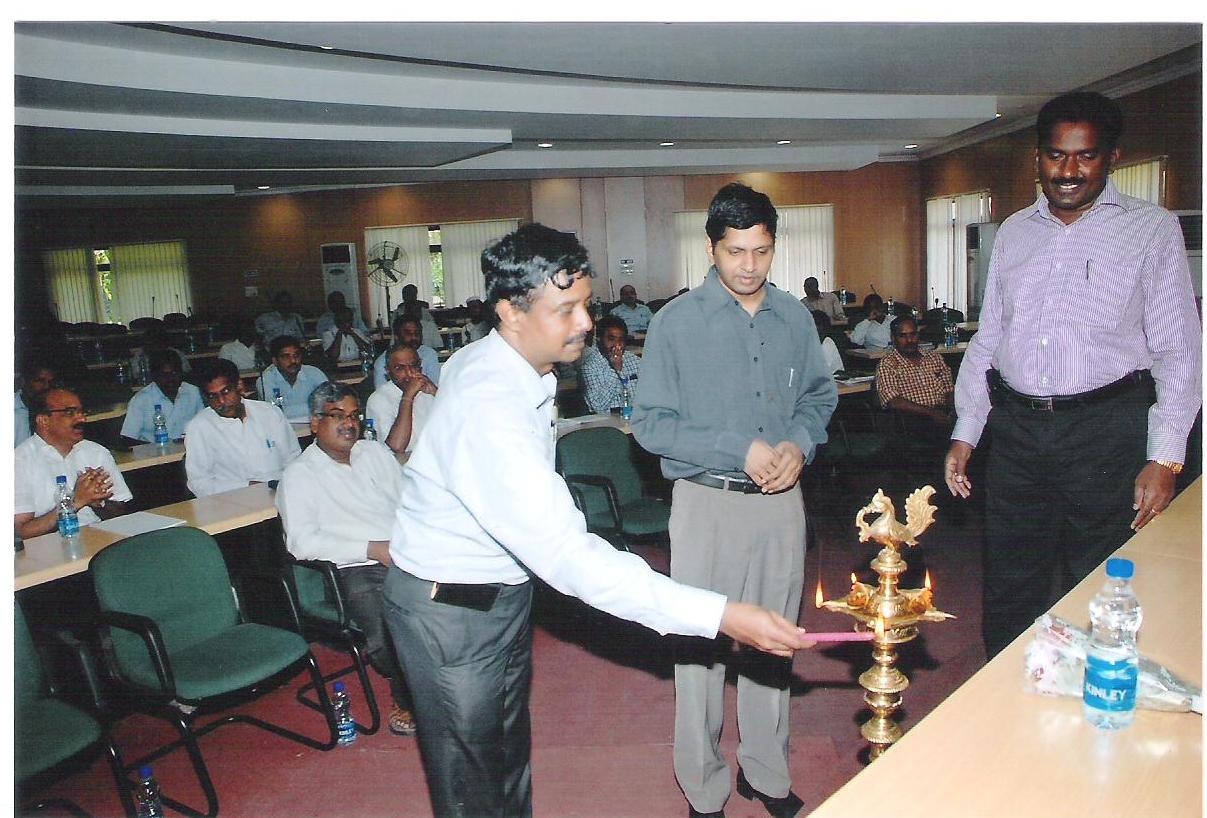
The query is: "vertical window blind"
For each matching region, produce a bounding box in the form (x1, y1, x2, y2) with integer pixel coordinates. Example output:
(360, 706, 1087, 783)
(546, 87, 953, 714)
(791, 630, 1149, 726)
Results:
(43, 240, 191, 325)
(440, 218, 520, 306)
(44, 247, 100, 324)
(926, 191, 990, 313)
(1112, 158, 1164, 204)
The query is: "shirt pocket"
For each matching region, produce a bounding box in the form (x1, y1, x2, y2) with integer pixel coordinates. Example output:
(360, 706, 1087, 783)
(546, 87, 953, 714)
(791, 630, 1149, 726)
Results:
(1071, 256, 1142, 330)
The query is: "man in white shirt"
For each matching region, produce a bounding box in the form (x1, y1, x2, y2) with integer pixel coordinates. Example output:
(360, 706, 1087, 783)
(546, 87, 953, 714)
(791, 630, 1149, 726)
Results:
(120, 351, 205, 445)
(185, 358, 301, 497)
(382, 223, 813, 818)
(810, 310, 846, 374)
(255, 290, 306, 346)
(366, 344, 437, 455)
(15, 358, 56, 447)
(372, 315, 441, 389)
(277, 382, 417, 736)
(257, 335, 329, 422)
(315, 291, 368, 338)
(609, 284, 654, 333)
(800, 276, 846, 323)
(850, 294, 893, 349)
(322, 306, 374, 363)
(14, 387, 133, 541)
(217, 316, 261, 373)
(462, 297, 491, 343)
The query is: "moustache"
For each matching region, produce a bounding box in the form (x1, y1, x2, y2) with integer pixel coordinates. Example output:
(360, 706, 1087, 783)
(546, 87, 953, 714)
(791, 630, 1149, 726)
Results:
(568, 334, 588, 346)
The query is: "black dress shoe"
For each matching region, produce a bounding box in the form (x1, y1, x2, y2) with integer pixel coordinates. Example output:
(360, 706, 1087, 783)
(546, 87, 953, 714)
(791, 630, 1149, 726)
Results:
(736, 768, 804, 818)
(688, 807, 724, 818)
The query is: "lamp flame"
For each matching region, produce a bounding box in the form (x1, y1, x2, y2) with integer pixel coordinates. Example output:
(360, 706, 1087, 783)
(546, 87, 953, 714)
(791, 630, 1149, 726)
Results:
(924, 570, 932, 590)
(814, 581, 824, 608)
(850, 572, 857, 585)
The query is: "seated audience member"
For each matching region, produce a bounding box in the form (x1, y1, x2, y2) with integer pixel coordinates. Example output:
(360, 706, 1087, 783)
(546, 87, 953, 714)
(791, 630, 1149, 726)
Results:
(120, 351, 204, 446)
(393, 284, 442, 349)
(139, 325, 191, 374)
(15, 358, 56, 447)
(185, 358, 301, 497)
(810, 310, 845, 375)
(14, 387, 133, 540)
(463, 297, 491, 343)
(322, 306, 375, 363)
(801, 276, 846, 323)
(315, 291, 368, 338)
(276, 382, 418, 736)
(218, 316, 261, 372)
(258, 335, 329, 422)
(366, 344, 438, 455)
(373, 315, 441, 389)
(851, 293, 893, 349)
(255, 290, 306, 346)
(579, 314, 641, 414)
(875, 316, 954, 438)
(609, 285, 654, 333)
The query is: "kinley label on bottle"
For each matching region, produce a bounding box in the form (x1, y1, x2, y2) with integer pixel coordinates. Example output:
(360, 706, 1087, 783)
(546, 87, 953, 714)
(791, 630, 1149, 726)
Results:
(1083, 654, 1138, 712)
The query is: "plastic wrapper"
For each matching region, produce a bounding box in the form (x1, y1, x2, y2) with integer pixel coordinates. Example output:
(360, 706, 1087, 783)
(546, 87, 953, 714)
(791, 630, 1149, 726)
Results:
(1023, 614, 1202, 714)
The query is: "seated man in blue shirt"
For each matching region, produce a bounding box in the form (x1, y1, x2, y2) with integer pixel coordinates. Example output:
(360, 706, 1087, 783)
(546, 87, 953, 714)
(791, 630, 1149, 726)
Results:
(609, 284, 654, 333)
(257, 335, 328, 422)
(579, 314, 641, 414)
(373, 314, 441, 389)
(850, 293, 893, 349)
(120, 350, 205, 446)
(15, 358, 56, 447)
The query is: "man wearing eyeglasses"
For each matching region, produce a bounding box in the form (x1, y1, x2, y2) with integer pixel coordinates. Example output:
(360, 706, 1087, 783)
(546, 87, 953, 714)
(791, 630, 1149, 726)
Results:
(184, 358, 300, 497)
(366, 343, 437, 455)
(276, 381, 418, 736)
(14, 387, 133, 541)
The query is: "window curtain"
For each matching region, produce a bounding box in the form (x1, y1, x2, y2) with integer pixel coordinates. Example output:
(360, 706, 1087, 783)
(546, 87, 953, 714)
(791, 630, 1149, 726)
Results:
(109, 241, 192, 324)
(441, 218, 520, 306)
(363, 225, 433, 327)
(674, 210, 711, 290)
(1113, 158, 1164, 205)
(44, 248, 101, 323)
(926, 191, 990, 313)
(768, 205, 835, 297)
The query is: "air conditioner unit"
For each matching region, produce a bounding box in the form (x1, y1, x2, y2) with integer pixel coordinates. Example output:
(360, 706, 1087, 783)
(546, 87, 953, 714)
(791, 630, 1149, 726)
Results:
(966, 222, 998, 321)
(319, 243, 363, 324)
(1172, 211, 1202, 297)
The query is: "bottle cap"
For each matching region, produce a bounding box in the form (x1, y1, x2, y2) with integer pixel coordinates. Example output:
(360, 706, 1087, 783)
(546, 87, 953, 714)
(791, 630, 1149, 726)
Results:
(154, 404, 163, 412)
(56, 474, 68, 484)
(139, 765, 154, 781)
(333, 681, 346, 693)
(1106, 558, 1135, 579)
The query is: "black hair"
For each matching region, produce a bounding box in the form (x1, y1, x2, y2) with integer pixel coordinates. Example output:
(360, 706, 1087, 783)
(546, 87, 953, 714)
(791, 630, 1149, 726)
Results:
(392, 313, 422, 334)
(197, 357, 241, 390)
(705, 183, 778, 244)
(891, 316, 918, 337)
(19, 357, 56, 381)
(269, 334, 304, 359)
(147, 349, 182, 373)
(29, 386, 77, 419)
(596, 314, 628, 339)
(481, 223, 593, 312)
(1036, 92, 1124, 151)
(863, 294, 884, 310)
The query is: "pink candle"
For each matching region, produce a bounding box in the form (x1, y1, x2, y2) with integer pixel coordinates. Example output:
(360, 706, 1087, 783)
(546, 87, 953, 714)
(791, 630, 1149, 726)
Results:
(805, 631, 876, 643)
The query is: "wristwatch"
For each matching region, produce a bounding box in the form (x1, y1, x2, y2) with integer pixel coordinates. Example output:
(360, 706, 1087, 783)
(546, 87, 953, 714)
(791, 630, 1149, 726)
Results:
(1154, 460, 1184, 475)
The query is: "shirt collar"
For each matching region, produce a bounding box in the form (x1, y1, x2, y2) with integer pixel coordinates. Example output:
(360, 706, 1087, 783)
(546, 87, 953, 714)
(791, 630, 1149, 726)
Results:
(31, 432, 77, 461)
(1031, 178, 1127, 224)
(483, 330, 557, 409)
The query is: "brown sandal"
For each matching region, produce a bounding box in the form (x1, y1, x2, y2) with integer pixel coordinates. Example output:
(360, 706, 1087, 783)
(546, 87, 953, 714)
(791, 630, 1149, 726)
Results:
(389, 704, 417, 736)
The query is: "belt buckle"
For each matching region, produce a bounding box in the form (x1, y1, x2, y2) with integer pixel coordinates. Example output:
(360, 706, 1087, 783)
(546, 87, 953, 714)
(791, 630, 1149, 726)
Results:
(1027, 397, 1053, 412)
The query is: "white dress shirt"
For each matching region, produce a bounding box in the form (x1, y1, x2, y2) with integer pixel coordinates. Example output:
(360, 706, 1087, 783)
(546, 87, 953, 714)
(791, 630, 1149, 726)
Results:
(257, 364, 330, 422)
(277, 440, 403, 567)
(315, 310, 368, 338)
(391, 330, 725, 638)
(217, 340, 258, 372)
(373, 346, 441, 388)
(15, 392, 31, 447)
(851, 317, 893, 349)
(183, 400, 301, 497)
(254, 310, 306, 345)
(320, 327, 373, 362)
(14, 435, 133, 526)
(365, 380, 435, 454)
(120, 382, 205, 442)
(821, 337, 844, 374)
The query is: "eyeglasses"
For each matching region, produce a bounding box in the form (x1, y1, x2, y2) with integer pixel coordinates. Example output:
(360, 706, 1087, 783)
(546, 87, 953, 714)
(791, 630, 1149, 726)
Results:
(318, 410, 363, 422)
(46, 406, 86, 418)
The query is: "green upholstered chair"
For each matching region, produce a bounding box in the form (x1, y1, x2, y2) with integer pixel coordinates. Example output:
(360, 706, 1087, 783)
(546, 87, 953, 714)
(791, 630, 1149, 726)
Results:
(556, 426, 670, 550)
(15, 603, 132, 818)
(279, 556, 381, 735)
(90, 526, 338, 818)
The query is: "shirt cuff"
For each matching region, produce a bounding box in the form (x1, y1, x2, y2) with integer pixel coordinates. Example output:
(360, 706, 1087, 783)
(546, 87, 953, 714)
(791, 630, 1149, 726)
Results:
(1147, 430, 1188, 464)
(951, 416, 985, 448)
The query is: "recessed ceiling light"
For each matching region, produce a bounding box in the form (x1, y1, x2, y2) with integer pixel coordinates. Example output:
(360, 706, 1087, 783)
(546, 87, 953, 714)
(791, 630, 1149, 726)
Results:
(660, 141, 675, 147)
(537, 141, 554, 148)
(257, 185, 271, 190)
(777, 140, 792, 145)
(904, 144, 919, 149)
(995, 113, 1002, 118)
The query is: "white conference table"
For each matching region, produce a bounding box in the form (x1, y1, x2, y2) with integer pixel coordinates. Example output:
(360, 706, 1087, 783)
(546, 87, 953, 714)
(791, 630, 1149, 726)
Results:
(15, 484, 280, 592)
(109, 425, 313, 473)
(807, 478, 1202, 818)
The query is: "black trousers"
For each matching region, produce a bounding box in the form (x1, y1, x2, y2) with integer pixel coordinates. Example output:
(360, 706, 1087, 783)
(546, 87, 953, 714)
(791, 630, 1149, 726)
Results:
(383, 568, 534, 818)
(981, 385, 1150, 657)
(337, 564, 412, 709)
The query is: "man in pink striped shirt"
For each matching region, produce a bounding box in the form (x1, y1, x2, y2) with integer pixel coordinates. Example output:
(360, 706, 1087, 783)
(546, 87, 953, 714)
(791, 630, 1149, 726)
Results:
(943, 91, 1201, 657)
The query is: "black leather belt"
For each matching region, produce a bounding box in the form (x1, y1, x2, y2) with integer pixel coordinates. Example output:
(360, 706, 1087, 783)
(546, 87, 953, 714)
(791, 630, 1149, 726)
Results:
(684, 473, 763, 493)
(988, 369, 1152, 412)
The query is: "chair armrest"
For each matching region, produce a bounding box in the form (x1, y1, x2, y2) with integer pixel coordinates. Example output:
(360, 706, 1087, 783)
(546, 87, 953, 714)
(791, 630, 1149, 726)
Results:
(563, 473, 622, 530)
(232, 567, 298, 627)
(42, 628, 110, 714)
(287, 558, 352, 629)
(94, 610, 176, 699)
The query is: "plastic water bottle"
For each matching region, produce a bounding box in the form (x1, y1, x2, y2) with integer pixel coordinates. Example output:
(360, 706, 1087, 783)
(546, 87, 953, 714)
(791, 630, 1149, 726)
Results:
(363, 418, 377, 441)
(56, 475, 80, 540)
(133, 765, 165, 818)
(361, 348, 374, 375)
(839, 286, 848, 304)
(332, 681, 357, 745)
(620, 377, 633, 420)
(1083, 558, 1143, 730)
(886, 296, 895, 316)
(115, 361, 128, 385)
(152, 404, 170, 447)
(272, 388, 285, 411)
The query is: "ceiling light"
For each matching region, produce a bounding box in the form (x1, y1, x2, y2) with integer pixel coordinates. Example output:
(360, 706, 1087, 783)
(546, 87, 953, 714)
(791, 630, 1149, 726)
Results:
(904, 144, 919, 149)
(995, 113, 1003, 118)
(257, 185, 271, 190)
(777, 140, 792, 145)
(537, 141, 554, 148)
(660, 141, 675, 147)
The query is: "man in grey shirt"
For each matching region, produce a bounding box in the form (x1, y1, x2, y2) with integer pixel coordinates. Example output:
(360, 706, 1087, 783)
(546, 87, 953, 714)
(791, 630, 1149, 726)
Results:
(632, 183, 837, 818)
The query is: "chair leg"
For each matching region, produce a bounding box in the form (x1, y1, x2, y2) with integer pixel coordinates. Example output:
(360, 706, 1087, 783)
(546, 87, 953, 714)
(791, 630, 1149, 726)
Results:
(102, 733, 137, 818)
(223, 652, 339, 751)
(295, 640, 381, 735)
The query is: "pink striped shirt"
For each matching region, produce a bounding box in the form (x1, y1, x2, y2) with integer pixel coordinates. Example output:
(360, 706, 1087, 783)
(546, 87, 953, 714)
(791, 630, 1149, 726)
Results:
(953, 180, 1201, 462)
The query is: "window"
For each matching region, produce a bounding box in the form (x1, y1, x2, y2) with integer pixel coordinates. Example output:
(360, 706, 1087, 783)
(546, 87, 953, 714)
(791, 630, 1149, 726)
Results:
(43, 240, 192, 325)
(1112, 158, 1164, 204)
(926, 191, 991, 313)
(673, 204, 835, 295)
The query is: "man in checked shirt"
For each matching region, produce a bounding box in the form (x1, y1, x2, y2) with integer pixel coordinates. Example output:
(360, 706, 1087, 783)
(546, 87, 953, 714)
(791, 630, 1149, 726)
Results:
(944, 91, 1201, 658)
(875, 315, 954, 440)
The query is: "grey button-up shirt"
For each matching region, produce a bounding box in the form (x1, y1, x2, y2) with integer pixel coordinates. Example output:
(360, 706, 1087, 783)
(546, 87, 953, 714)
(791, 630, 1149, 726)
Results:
(631, 269, 838, 480)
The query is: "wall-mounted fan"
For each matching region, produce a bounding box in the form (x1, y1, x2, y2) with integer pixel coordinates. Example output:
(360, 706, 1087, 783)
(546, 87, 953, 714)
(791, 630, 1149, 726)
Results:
(366, 240, 410, 322)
